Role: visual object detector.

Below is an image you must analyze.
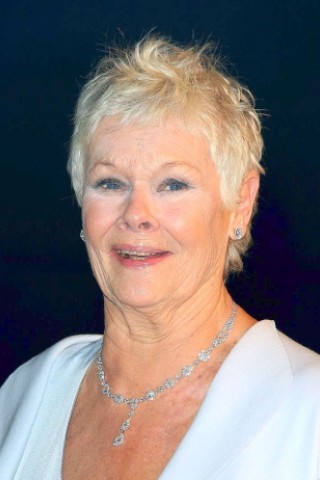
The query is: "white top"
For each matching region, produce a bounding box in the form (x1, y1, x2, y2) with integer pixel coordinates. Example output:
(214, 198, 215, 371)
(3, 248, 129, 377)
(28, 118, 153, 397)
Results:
(1, 321, 320, 479)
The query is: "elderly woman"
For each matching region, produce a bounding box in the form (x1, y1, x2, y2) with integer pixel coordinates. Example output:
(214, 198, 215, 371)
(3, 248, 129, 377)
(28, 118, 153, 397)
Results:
(1, 36, 320, 480)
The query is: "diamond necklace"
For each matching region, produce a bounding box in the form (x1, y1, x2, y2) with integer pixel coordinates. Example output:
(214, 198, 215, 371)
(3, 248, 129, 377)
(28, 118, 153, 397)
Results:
(96, 301, 236, 447)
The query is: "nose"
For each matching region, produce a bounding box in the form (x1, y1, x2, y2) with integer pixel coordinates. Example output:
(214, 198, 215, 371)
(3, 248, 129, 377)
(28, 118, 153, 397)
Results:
(117, 187, 160, 232)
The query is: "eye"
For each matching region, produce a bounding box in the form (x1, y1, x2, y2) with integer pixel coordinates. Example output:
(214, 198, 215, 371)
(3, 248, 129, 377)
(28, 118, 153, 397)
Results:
(94, 177, 126, 191)
(158, 178, 191, 192)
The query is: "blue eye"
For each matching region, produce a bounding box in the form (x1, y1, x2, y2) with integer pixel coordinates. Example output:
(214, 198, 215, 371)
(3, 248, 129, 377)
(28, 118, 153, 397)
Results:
(95, 178, 124, 191)
(158, 178, 191, 192)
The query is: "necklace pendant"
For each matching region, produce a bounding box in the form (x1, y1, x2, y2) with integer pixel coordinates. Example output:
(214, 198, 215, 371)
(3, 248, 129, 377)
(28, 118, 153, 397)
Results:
(113, 433, 125, 446)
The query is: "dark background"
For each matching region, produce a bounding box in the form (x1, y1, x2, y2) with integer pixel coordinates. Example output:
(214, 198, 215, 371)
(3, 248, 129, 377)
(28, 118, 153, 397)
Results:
(1, 0, 319, 384)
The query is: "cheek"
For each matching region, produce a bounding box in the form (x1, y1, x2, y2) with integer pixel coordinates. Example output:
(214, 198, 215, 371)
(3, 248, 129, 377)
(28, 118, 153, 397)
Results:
(169, 200, 230, 252)
(82, 195, 119, 239)
(162, 203, 214, 245)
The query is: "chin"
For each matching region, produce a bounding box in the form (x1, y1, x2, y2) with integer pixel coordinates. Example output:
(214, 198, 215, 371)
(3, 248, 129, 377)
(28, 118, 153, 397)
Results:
(104, 282, 165, 310)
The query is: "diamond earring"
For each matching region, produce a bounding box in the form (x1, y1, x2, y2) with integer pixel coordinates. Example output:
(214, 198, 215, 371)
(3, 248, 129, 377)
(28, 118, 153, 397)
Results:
(80, 229, 86, 242)
(234, 227, 243, 240)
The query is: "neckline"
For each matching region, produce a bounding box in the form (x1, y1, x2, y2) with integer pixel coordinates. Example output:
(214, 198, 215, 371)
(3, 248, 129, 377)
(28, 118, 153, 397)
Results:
(60, 321, 279, 479)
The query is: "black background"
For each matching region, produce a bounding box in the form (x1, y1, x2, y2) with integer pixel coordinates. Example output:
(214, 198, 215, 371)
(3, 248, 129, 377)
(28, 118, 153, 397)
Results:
(1, 0, 319, 384)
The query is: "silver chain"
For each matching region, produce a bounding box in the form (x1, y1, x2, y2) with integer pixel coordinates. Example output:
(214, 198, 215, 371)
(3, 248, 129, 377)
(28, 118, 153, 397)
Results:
(96, 301, 236, 446)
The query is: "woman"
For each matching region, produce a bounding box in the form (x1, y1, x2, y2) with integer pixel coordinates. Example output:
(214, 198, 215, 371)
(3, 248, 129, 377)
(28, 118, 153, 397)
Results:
(1, 36, 319, 480)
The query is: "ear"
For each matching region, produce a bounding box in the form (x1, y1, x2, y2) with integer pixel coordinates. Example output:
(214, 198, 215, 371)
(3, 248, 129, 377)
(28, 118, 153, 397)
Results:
(229, 170, 260, 239)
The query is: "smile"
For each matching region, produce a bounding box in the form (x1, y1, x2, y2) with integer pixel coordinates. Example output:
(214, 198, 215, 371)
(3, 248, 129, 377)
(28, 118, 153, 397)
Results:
(111, 245, 171, 267)
(116, 250, 167, 260)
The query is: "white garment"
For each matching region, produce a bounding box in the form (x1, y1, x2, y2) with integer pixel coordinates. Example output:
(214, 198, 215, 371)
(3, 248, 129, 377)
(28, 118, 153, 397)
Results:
(0, 321, 320, 479)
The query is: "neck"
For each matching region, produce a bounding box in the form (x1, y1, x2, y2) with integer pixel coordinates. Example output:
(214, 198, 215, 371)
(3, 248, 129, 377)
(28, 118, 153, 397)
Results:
(100, 283, 235, 392)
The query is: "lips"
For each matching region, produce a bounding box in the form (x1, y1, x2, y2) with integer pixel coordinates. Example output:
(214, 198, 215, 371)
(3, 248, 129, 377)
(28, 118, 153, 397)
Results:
(111, 245, 170, 266)
(116, 250, 166, 260)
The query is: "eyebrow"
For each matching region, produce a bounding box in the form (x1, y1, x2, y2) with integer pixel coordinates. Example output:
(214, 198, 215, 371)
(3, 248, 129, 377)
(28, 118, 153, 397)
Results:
(88, 158, 202, 173)
(88, 160, 115, 173)
(160, 160, 201, 172)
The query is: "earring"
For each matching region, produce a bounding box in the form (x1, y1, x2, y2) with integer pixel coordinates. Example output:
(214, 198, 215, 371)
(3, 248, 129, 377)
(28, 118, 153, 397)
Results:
(80, 229, 86, 242)
(234, 227, 243, 240)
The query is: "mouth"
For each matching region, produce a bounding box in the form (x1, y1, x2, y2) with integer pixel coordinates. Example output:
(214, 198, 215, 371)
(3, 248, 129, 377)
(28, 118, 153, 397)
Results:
(111, 245, 171, 266)
(115, 249, 168, 260)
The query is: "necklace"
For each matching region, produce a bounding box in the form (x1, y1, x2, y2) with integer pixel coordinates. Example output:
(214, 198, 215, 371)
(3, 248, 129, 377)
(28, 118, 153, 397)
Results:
(96, 301, 236, 447)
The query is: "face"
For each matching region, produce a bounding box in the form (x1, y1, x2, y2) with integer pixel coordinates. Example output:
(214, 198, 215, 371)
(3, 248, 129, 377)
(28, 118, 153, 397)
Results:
(82, 118, 234, 310)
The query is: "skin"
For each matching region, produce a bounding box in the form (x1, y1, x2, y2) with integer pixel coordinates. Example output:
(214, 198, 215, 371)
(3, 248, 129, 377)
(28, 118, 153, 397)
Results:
(63, 118, 260, 479)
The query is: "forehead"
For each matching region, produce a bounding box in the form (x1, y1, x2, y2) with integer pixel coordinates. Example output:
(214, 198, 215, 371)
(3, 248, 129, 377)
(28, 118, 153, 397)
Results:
(87, 117, 212, 170)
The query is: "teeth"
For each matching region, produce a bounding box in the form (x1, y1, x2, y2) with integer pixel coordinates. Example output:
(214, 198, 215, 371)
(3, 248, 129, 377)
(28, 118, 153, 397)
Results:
(117, 250, 161, 259)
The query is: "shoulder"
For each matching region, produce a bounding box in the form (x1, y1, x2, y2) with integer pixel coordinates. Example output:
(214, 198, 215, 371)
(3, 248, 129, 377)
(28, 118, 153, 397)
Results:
(1, 334, 102, 390)
(254, 319, 320, 365)
(276, 328, 320, 384)
(0, 335, 102, 473)
(257, 320, 320, 396)
(0, 335, 102, 434)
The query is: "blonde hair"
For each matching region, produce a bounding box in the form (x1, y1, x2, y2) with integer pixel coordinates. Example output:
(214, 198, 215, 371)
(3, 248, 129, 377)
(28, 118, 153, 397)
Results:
(67, 35, 264, 276)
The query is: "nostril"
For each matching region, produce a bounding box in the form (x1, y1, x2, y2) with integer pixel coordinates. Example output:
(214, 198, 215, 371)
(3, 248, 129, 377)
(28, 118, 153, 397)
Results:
(139, 221, 152, 229)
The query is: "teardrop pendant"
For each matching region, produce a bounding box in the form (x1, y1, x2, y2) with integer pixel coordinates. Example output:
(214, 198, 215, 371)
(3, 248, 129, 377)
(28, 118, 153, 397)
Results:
(112, 433, 125, 446)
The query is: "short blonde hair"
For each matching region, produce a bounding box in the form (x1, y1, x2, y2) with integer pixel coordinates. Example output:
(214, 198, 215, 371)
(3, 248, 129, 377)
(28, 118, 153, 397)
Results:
(67, 35, 264, 276)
